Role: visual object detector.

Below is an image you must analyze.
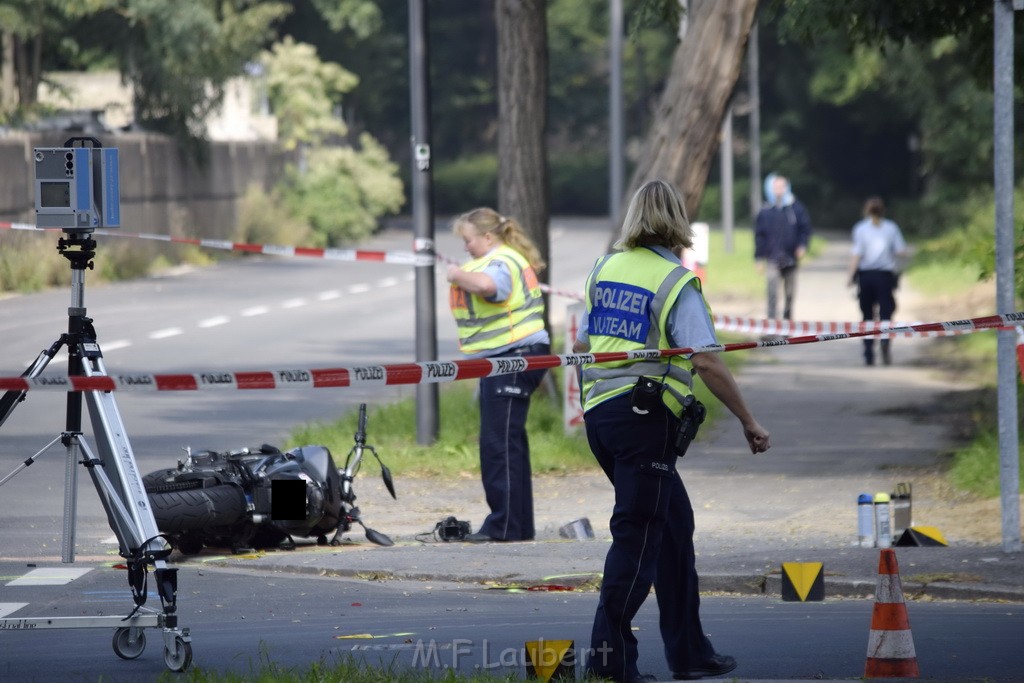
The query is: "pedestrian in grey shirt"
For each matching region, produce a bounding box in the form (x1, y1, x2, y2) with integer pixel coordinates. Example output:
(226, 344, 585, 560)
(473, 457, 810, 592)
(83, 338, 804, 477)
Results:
(847, 197, 909, 366)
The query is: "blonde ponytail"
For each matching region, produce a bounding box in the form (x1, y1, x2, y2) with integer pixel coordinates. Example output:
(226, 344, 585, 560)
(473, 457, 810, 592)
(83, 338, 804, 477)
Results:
(452, 207, 546, 273)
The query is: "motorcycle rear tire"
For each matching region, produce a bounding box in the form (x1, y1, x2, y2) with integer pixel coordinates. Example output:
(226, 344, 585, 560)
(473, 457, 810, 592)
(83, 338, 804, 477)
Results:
(148, 485, 247, 534)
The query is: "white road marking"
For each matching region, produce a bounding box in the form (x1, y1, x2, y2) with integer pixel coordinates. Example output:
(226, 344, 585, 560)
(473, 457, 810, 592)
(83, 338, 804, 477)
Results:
(198, 316, 230, 328)
(347, 283, 370, 294)
(0, 603, 28, 618)
(7, 567, 92, 586)
(103, 339, 133, 352)
(282, 298, 307, 309)
(149, 327, 183, 340)
(377, 277, 399, 288)
(241, 306, 269, 317)
(318, 290, 341, 301)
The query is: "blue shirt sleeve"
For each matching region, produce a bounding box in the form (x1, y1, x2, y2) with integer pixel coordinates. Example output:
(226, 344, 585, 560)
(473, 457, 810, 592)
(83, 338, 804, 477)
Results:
(666, 282, 717, 353)
(483, 259, 512, 302)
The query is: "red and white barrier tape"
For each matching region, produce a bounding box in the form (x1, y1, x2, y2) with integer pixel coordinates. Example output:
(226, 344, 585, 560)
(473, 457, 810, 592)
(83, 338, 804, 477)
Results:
(4, 222, 1018, 347)
(2, 312, 1020, 394)
(1018, 326, 1024, 382)
(710, 314, 1007, 338)
(0, 221, 433, 267)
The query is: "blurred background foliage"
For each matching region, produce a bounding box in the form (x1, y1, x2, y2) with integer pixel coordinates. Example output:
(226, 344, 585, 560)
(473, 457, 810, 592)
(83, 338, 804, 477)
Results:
(0, 0, 1021, 286)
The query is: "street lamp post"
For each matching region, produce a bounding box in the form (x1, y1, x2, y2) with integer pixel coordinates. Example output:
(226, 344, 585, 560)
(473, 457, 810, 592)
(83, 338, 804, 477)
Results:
(409, 0, 439, 445)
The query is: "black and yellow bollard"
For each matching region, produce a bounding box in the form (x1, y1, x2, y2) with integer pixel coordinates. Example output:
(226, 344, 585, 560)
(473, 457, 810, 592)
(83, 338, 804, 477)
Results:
(524, 638, 575, 681)
(781, 562, 825, 602)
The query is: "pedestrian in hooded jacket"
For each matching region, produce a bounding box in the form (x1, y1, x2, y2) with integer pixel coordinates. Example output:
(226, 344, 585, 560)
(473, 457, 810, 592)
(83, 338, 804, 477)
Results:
(753, 173, 812, 321)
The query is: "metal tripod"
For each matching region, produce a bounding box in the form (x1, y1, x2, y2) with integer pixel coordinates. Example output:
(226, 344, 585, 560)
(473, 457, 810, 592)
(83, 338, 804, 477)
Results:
(0, 232, 192, 671)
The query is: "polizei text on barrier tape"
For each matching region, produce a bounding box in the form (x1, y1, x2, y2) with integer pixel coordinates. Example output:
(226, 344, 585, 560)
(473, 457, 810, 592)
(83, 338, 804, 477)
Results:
(1, 312, 1020, 393)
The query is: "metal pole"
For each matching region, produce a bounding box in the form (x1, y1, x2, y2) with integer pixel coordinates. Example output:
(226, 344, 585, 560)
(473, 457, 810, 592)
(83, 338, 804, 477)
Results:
(993, 0, 1020, 553)
(409, 0, 439, 445)
(720, 107, 734, 252)
(609, 0, 624, 229)
(748, 21, 762, 218)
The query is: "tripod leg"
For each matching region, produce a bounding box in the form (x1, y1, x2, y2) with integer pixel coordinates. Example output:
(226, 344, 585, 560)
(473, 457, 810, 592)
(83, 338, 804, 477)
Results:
(76, 437, 145, 553)
(83, 390, 164, 555)
(0, 340, 63, 430)
(62, 433, 80, 563)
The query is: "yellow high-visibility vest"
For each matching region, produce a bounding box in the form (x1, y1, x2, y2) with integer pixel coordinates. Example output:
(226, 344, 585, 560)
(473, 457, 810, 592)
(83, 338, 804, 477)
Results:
(449, 244, 545, 354)
(581, 248, 710, 417)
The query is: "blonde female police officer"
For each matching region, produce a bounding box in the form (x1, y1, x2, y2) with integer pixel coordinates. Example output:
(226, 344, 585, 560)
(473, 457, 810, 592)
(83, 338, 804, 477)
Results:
(574, 180, 769, 682)
(446, 208, 550, 543)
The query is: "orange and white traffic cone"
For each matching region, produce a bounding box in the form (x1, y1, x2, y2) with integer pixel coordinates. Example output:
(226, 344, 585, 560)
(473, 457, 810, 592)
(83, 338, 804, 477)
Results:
(865, 548, 919, 677)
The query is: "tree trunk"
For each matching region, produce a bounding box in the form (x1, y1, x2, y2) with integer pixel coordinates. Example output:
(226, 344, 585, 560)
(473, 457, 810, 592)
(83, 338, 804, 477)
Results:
(620, 0, 758, 232)
(1, 31, 16, 113)
(14, 34, 42, 108)
(495, 0, 550, 288)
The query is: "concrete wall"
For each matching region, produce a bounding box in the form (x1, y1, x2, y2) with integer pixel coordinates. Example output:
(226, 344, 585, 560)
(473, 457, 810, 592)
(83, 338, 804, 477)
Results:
(0, 132, 294, 240)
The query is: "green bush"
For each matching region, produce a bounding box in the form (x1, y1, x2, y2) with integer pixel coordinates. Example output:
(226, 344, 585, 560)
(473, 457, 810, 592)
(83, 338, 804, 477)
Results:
(548, 151, 609, 215)
(235, 182, 311, 247)
(913, 184, 1024, 301)
(433, 151, 612, 216)
(433, 154, 498, 214)
(697, 177, 752, 224)
(282, 134, 405, 246)
(0, 232, 67, 293)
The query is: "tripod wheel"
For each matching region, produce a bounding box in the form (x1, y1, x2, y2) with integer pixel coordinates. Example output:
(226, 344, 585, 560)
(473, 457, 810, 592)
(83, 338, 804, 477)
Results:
(112, 627, 146, 659)
(164, 635, 193, 672)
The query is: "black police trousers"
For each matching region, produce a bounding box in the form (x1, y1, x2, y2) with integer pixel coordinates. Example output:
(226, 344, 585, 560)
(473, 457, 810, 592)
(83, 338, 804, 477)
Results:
(476, 342, 548, 541)
(584, 394, 716, 682)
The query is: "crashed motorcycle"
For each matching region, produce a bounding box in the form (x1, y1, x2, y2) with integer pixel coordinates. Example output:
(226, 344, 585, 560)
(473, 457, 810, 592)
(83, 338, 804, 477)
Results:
(143, 404, 395, 554)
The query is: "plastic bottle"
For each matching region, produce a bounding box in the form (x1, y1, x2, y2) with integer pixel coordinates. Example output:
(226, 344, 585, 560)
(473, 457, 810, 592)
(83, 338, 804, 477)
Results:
(892, 482, 912, 540)
(874, 492, 892, 548)
(858, 493, 875, 548)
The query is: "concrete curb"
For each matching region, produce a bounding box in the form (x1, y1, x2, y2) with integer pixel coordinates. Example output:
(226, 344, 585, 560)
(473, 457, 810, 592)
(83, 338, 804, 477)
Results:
(202, 555, 1024, 603)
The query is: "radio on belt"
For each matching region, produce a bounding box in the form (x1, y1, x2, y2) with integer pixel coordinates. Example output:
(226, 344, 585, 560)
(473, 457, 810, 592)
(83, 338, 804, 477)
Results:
(34, 137, 120, 231)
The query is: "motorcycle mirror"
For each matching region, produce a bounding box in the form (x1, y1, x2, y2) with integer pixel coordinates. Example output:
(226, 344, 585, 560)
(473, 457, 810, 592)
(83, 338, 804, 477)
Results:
(364, 527, 394, 547)
(380, 464, 397, 500)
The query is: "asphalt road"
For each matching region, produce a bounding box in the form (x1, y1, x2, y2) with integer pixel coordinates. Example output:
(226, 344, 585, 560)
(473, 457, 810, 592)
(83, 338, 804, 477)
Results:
(1, 562, 1022, 682)
(3, 219, 1022, 682)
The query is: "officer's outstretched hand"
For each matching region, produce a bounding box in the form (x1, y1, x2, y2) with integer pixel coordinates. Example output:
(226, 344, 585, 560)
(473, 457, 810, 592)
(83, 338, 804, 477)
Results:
(742, 421, 770, 454)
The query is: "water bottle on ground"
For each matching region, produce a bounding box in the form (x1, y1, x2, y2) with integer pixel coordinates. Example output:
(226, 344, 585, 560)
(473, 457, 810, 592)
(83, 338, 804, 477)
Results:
(858, 493, 875, 548)
(892, 482, 912, 539)
(874, 492, 892, 548)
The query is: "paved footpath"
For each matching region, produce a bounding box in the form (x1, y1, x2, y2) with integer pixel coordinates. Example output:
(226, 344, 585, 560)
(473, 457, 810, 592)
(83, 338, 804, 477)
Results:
(207, 233, 1024, 604)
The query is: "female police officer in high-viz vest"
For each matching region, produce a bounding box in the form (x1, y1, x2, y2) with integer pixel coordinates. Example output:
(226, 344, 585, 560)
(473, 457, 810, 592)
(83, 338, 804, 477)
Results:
(574, 180, 770, 683)
(446, 207, 550, 543)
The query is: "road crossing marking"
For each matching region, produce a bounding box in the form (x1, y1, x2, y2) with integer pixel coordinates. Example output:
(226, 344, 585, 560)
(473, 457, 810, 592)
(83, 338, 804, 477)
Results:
(0, 603, 28, 618)
(6, 567, 92, 586)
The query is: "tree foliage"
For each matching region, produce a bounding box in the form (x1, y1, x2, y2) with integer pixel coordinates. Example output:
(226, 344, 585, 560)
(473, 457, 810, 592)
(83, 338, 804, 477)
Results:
(283, 134, 404, 246)
(17, 0, 289, 143)
(0, 0, 79, 111)
(108, 0, 288, 141)
(258, 33, 403, 245)
(261, 36, 357, 150)
(770, 0, 1017, 81)
(309, 0, 381, 39)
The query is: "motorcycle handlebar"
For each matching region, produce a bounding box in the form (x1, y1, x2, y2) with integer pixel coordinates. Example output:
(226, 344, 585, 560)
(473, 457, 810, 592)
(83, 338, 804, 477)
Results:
(354, 403, 368, 445)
